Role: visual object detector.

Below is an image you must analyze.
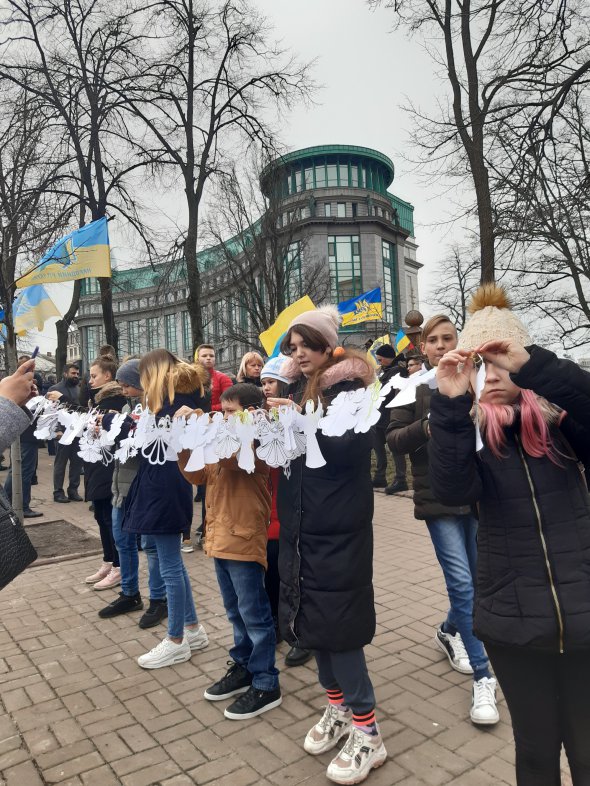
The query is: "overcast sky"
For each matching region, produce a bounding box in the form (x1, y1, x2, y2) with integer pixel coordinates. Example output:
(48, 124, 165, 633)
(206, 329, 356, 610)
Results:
(32, 0, 464, 353)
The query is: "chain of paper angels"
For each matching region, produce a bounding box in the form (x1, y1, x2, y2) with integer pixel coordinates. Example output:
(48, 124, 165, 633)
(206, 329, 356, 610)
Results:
(28, 365, 481, 474)
(27, 381, 384, 473)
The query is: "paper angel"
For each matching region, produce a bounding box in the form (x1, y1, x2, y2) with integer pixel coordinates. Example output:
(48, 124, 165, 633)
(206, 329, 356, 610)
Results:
(256, 419, 291, 468)
(34, 403, 62, 440)
(57, 409, 90, 445)
(140, 416, 177, 465)
(215, 415, 241, 460)
(203, 412, 224, 464)
(182, 412, 214, 472)
(114, 434, 138, 464)
(386, 367, 437, 408)
(235, 412, 257, 473)
(295, 400, 326, 469)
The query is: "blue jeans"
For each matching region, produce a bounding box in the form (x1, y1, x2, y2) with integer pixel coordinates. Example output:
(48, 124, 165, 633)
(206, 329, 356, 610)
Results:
(139, 533, 166, 601)
(146, 534, 197, 638)
(4, 441, 38, 511)
(214, 558, 279, 691)
(426, 514, 489, 678)
(112, 506, 167, 597)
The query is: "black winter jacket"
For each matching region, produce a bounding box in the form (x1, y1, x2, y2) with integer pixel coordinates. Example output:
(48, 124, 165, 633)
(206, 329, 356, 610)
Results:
(375, 363, 406, 429)
(386, 375, 471, 520)
(277, 355, 376, 652)
(83, 383, 127, 502)
(428, 346, 590, 652)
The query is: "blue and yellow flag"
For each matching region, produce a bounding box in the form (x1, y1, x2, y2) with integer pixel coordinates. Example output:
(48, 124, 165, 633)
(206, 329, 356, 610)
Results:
(259, 296, 316, 358)
(394, 328, 412, 354)
(367, 333, 391, 368)
(13, 285, 60, 335)
(338, 287, 382, 327)
(16, 217, 111, 288)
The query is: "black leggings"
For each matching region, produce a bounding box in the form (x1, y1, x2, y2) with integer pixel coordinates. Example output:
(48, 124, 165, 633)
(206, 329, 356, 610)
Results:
(93, 498, 119, 568)
(487, 644, 590, 786)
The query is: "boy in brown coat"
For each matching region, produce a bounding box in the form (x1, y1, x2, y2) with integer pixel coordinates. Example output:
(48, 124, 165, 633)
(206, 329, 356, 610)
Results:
(177, 383, 281, 720)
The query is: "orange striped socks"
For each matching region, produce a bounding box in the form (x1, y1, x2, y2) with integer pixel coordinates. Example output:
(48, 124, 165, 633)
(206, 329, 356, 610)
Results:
(326, 689, 345, 706)
(353, 709, 377, 735)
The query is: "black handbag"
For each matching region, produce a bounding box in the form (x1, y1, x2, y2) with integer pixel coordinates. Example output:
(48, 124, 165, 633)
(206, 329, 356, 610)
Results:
(0, 489, 38, 590)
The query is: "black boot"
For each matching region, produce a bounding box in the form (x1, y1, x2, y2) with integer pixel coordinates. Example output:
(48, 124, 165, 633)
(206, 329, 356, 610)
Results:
(285, 646, 313, 667)
(139, 599, 168, 629)
(384, 479, 409, 495)
(98, 592, 143, 619)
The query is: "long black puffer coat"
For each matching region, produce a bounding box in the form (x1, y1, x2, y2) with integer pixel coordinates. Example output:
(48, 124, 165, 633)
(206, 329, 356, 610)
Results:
(277, 354, 376, 652)
(83, 383, 127, 502)
(428, 346, 590, 652)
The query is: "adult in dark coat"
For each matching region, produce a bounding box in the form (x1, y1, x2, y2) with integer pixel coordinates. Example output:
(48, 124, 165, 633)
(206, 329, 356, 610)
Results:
(270, 306, 387, 783)
(48, 363, 83, 502)
(429, 285, 590, 785)
(371, 344, 407, 492)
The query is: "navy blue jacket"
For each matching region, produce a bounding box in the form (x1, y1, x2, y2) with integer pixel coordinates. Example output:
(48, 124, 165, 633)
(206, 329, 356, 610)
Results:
(122, 389, 208, 536)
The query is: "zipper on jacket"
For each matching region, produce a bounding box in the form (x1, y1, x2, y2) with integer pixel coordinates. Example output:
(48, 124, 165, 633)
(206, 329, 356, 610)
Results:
(515, 435, 564, 653)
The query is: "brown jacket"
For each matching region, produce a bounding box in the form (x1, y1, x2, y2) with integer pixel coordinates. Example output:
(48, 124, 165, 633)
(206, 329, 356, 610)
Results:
(178, 451, 271, 569)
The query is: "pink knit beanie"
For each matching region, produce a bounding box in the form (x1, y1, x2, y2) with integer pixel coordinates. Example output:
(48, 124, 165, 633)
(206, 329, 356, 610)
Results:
(287, 305, 341, 350)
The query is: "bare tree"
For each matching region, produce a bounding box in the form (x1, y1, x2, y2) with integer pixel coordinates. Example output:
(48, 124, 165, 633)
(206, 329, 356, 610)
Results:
(116, 0, 313, 348)
(0, 80, 73, 519)
(494, 88, 590, 349)
(427, 243, 481, 330)
(202, 160, 330, 348)
(373, 0, 590, 283)
(0, 0, 153, 355)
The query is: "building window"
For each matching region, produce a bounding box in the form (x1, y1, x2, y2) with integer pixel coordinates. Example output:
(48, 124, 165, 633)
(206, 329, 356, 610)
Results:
(315, 163, 326, 188)
(182, 312, 191, 355)
(337, 203, 346, 218)
(212, 300, 222, 338)
(128, 320, 140, 354)
(327, 164, 338, 187)
(86, 325, 99, 361)
(300, 206, 311, 220)
(328, 235, 362, 303)
(324, 203, 332, 217)
(164, 314, 177, 353)
(351, 165, 359, 187)
(338, 163, 349, 187)
(304, 167, 313, 190)
(352, 203, 358, 218)
(382, 240, 400, 326)
(285, 242, 302, 305)
(148, 318, 159, 350)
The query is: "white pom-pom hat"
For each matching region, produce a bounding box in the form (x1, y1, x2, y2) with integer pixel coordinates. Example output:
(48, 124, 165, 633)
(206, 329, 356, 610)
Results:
(458, 284, 531, 349)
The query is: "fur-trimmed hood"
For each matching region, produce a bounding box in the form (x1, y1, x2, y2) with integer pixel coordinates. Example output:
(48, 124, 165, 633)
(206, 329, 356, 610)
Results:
(281, 352, 375, 391)
(176, 362, 209, 395)
(94, 381, 125, 404)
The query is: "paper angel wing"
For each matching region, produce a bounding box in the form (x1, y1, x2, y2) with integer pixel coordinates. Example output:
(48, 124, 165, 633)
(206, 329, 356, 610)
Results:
(141, 417, 176, 465)
(58, 410, 89, 445)
(386, 367, 437, 408)
(319, 389, 364, 437)
(353, 383, 383, 433)
(256, 420, 291, 468)
(215, 417, 241, 460)
(114, 435, 138, 464)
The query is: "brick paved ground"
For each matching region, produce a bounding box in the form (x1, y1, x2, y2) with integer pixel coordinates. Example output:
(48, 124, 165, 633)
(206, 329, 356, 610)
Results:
(0, 451, 572, 785)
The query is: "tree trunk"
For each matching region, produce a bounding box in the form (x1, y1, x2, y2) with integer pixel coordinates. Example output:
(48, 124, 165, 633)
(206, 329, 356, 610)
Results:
(98, 277, 118, 353)
(55, 279, 82, 375)
(184, 205, 203, 349)
(473, 159, 495, 283)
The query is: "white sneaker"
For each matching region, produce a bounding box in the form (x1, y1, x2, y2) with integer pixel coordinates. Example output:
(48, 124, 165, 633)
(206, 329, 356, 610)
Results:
(435, 626, 473, 674)
(470, 677, 499, 725)
(185, 624, 209, 651)
(137, 636, 192, 669)
(93, 567, 121, 591)
(85, 561, 112, 584)
(181, 540, 194, 553)
(304, 705, 353, 755)
(326, 726, 387, 784)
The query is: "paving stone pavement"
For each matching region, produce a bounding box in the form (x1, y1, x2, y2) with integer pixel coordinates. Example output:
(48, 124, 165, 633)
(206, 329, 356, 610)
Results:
(0, 452, 573, 786)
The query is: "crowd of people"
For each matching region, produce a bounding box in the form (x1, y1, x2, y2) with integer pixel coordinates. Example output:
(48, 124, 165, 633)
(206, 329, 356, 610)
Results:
(1, 284, 589, 785)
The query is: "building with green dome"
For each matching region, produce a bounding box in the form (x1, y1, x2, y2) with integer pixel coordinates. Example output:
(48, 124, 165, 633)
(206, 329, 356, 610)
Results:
(77, 144, 421, 369)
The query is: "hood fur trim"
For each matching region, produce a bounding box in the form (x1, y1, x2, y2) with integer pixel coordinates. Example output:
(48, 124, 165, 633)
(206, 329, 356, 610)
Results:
(176, 363, 208, 394)
(95, 381, 125, 403)
(280, 353, 376, 389)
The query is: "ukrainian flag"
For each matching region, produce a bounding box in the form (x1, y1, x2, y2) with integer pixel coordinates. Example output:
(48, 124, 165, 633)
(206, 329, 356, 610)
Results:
(259, 296, 316, 358)
(394, 328, 412, 354)
(16, 217, 111, 288)
(13, 285, 60, 334)
(338, 288, 382, 327)
(367, 333, 391, 368)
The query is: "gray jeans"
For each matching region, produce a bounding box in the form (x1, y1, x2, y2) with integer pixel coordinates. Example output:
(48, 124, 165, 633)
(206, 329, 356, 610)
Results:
(315, 648, 376, 715)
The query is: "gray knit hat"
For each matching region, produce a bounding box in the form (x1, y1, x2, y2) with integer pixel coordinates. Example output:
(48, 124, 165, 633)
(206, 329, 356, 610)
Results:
(116, 359, 142, 390)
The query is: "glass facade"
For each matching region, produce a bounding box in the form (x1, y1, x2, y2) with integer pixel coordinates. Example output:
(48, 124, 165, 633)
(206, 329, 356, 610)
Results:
(164, 314, 177, 353)
(128, 320, 140, 354)
(382, 240, 400, 326)
(329, 235, 362, 302)
(147, 318, 159, 350)
(182, 311, 191, 355)
(285, 242, 302, 305)
(86, 325, 99, 361)
(282, 154, 391, 197)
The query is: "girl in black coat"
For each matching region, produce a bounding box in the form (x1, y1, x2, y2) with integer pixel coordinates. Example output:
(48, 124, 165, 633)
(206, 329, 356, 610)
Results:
(83, 355, 126, 589)
(268, 306, 387, 786)
(429, 287, 590, 786)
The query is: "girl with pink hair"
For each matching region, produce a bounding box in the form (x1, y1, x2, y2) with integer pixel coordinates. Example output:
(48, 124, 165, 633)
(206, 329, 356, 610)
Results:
(429, 284, 590, 786)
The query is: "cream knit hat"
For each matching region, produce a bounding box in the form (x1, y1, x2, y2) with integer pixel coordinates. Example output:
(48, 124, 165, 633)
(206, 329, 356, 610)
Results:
(458, 284, 531, 349)
(286, 305, 341, 350)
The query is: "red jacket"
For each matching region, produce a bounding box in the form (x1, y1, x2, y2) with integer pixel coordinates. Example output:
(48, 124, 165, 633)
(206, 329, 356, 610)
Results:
(209, 368, 233, 411)
(268, 467, 280, 541)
